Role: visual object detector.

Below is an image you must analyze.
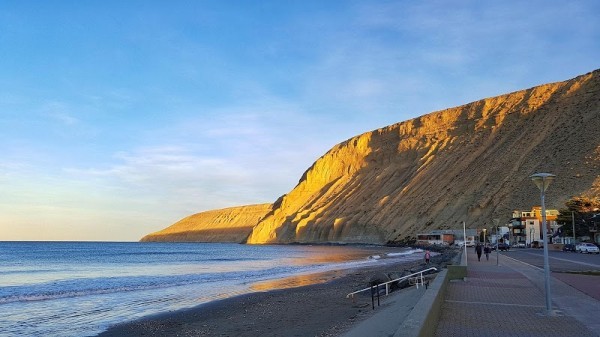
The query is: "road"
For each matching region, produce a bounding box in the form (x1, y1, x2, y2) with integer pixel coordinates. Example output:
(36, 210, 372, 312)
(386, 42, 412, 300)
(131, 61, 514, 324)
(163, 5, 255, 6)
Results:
(501, 248, 600, 272)
(496, 248, 600, 302)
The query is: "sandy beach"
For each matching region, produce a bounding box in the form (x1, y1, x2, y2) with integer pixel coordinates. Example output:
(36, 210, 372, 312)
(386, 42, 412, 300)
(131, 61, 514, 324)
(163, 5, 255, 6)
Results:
(97, 249, 452, 337)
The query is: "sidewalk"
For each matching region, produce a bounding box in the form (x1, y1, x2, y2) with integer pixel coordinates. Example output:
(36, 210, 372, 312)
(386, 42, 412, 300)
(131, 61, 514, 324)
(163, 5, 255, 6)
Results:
(434, 249, 600, 337)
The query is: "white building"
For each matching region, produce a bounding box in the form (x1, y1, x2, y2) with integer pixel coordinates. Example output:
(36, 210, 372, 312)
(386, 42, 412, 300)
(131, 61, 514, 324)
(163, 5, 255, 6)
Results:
(511, 207, 559, 246)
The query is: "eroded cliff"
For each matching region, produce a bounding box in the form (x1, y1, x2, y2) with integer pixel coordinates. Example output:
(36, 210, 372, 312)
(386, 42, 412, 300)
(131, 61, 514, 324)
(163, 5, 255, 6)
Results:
(144, 69, 600, 244)
(246, 69, 600, 244)
(141, 203, 272, 242)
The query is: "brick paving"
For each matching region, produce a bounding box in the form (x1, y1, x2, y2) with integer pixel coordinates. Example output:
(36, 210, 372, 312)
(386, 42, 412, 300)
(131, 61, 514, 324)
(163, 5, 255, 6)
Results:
(434, 249, 599, 337)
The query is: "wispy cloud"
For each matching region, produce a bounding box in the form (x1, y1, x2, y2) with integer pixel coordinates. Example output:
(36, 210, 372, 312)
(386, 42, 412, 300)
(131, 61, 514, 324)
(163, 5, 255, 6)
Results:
(302, 1, 600, 116)
(41, 102, 79, 126)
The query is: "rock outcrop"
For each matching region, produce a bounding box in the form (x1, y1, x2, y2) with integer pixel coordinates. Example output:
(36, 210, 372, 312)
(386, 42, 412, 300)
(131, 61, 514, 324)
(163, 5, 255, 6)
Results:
(144, 69, 600, 245)
(140, 204, 272, 242)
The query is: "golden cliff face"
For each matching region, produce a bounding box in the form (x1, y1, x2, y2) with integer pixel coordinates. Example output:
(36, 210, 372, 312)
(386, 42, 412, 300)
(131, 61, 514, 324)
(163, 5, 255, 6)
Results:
(140, 203, 272, 242)
(246, 69, 600, 244)
(143, 69, 600, 244)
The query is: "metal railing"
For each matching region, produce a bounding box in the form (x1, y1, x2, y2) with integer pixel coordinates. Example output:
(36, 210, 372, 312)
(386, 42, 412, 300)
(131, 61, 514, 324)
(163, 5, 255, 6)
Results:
(346, 267, 438, 299)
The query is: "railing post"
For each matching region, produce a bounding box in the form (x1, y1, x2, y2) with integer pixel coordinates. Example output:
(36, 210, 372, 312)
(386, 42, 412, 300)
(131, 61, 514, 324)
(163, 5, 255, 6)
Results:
(346, 267, 438, 299)
(376, 284, 380, 307)
(371, 285, 375, 310)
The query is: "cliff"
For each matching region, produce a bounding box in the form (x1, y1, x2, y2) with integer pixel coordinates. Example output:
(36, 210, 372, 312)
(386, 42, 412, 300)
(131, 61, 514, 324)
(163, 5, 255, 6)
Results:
(140, 203, 272, 242)
(144, 69, 600, 244)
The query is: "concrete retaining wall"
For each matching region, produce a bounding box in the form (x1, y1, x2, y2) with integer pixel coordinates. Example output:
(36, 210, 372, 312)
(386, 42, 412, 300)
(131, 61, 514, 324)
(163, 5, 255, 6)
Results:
(447, 248, 467, 280)
(393, 248, 464, 337)
(393, 268, 449, 337)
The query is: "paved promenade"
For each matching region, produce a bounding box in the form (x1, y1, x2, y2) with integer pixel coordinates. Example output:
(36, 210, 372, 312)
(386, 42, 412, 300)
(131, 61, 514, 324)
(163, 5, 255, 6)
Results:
(434, 249, 600, 337)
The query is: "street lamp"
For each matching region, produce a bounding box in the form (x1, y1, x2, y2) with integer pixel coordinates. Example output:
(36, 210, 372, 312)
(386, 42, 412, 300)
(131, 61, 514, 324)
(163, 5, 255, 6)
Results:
(493, 218, 499, 266)
(530, 172, 555, 316)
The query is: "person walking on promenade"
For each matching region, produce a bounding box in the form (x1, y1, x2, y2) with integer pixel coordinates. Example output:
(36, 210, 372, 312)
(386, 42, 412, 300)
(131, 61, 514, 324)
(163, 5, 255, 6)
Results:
(424, 250, 431, 264)
(484, 245, 491, 261)
(475, 243, 483, 261)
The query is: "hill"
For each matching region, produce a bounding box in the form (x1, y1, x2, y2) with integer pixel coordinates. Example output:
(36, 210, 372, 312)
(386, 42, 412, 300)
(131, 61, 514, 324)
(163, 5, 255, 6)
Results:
(141, 204, 272, 242)
(144, 69, 600, 244)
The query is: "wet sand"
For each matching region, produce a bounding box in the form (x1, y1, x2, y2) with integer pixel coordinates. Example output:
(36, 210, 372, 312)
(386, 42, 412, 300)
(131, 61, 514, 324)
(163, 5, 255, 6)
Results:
(97, 257, 430, 337)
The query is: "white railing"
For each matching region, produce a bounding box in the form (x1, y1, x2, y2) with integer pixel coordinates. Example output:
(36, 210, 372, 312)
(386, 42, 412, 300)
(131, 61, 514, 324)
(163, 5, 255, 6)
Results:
(346, 267, 438, 299)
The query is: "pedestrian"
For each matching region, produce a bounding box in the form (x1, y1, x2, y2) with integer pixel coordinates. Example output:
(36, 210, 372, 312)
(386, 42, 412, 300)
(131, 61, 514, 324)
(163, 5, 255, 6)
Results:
(484, 245, 491, 261)
(424, 250, 431, 264)
(475, 243, 483, 261)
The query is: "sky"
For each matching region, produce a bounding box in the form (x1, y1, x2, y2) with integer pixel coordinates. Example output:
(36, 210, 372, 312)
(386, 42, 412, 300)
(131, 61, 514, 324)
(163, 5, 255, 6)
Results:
(1, 1, 599, 241)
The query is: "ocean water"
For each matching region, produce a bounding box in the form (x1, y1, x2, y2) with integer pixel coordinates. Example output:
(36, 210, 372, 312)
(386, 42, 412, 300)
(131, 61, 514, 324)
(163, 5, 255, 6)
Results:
(0, 242, 424, 337)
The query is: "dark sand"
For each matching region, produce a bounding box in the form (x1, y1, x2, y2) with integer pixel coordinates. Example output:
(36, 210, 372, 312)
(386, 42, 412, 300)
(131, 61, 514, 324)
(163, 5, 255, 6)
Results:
(97, 250, 450, 337)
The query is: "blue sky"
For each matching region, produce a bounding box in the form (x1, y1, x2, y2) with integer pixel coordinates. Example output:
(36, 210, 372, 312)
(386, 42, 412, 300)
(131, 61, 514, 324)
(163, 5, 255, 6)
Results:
(1, 1, 598, 241)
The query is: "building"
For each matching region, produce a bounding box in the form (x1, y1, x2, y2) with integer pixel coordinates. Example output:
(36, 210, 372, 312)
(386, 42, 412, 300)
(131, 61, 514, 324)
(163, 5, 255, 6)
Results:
(416, 229, 477, 246)
(510, 207, 559, 247)
(591, 213, 600, 244)
(416, 231, 454, 246)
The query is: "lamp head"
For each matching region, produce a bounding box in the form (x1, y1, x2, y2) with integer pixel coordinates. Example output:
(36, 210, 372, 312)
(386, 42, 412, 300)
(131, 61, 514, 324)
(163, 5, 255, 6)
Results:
(530, 173, 555, 192)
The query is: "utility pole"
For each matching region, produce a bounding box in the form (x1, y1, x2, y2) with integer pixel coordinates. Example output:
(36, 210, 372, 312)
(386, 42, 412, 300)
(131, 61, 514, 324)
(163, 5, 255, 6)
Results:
(463, 221, 468, 267)
(572, 211, 576, 242)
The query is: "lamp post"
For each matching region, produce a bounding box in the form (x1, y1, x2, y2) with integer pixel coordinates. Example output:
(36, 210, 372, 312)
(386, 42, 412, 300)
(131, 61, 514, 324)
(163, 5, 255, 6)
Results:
(493, 218, 499, 266)
(530, 172, 555, 315)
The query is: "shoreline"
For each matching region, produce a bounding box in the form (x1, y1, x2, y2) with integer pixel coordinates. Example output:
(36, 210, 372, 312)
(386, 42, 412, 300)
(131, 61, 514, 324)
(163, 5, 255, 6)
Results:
(97, 248, 454, 337)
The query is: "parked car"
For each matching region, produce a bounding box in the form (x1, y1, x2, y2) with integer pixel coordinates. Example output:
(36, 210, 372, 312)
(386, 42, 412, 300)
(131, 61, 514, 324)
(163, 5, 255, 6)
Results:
(576, 243, 600, 254)
(562, 244, 576, 252)
(497, 243, 510, 251)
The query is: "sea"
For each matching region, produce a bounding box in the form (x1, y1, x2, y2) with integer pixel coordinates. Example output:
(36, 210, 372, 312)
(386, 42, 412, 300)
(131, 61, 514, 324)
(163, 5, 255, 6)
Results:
(0, 241, 424, 337)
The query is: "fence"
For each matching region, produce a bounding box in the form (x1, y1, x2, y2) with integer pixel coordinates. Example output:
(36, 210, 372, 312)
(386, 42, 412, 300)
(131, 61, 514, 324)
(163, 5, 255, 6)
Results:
(346, 267, 438, 299)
